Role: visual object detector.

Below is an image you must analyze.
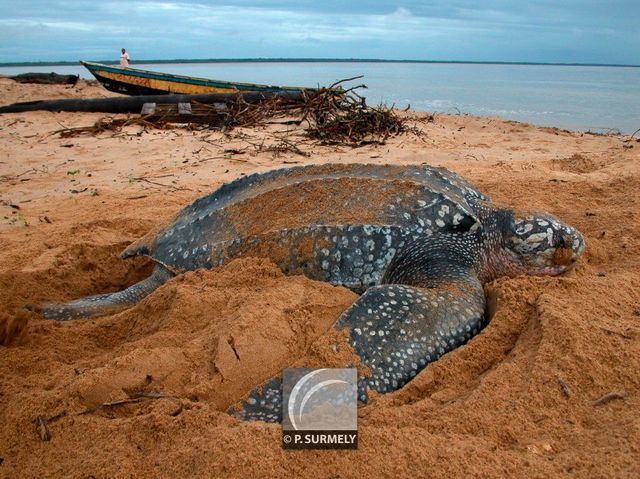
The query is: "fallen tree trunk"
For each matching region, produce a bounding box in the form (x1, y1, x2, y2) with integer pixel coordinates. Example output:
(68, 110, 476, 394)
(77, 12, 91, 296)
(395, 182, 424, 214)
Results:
(10, 72, 79, 85)
(0, 91, 307, 114)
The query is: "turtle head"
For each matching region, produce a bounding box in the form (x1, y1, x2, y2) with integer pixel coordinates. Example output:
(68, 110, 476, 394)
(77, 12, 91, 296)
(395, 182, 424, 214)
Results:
(505, 212, 585, 276)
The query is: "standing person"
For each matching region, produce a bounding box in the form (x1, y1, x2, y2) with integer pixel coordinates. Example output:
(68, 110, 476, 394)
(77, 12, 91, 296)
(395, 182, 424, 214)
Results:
(120, 48, 130, 68)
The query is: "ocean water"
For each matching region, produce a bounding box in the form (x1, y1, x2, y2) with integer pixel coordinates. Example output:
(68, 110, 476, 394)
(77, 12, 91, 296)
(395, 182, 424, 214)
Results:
(1, 62, 638, 133)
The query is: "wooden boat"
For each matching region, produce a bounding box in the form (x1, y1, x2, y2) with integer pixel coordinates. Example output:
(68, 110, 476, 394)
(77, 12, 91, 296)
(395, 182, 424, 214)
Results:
(80, 61, 317, 96)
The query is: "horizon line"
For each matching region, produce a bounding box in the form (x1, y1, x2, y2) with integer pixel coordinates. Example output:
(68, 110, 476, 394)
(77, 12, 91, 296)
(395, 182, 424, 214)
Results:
(1, 58, 638, 68)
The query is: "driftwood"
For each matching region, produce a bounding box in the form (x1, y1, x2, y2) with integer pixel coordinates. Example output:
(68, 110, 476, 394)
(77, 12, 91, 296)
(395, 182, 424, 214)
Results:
(78, 392, 172, 415)
(592, 391, 626, 406)
(0, 91, 307, 114)
(10, 72, 79, 85)
(141, 102, 228, 124)
(208, 77, 414, 146)
(46, 78, 421, 147)
(300, 78, 415, 145)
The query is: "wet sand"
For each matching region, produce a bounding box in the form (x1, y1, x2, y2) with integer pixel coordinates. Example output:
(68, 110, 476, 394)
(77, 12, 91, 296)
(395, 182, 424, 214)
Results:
(1, 78, 639, 478)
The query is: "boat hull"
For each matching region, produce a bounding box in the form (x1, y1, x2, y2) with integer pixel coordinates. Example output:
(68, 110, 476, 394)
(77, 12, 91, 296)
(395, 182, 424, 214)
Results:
(81, 61, 314, 96)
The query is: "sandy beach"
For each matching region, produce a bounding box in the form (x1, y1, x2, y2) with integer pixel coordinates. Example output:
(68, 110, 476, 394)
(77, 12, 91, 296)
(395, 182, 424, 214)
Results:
(0, 78, 639, 477)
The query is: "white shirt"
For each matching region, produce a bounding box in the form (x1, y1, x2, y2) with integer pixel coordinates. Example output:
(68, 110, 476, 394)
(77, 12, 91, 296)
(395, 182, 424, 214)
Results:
(120, 52, 130, 68)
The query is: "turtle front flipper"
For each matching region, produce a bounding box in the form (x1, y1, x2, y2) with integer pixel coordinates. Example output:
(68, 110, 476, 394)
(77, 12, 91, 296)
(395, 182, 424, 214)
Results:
(41, 264, 174, 320)
(334, 276, 486, 400)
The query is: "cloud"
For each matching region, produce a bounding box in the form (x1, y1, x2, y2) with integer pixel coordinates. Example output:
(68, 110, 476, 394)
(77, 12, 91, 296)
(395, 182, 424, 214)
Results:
(0, 0, 638, 63)
(0, 19, 95, 32)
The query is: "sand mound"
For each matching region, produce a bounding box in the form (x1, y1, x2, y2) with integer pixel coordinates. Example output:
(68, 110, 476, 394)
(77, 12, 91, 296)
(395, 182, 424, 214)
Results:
(549, 153, 609, 174)
(0, 77, 120, 104)
(11, 258, 354, 412)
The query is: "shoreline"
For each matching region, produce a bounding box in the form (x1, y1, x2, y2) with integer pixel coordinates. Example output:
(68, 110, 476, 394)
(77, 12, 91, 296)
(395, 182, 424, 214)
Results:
(1, 79, 639, 478)
(2, 58, 639, 68)
(0, 78, 633, 136)
(1, 65, 637, 134)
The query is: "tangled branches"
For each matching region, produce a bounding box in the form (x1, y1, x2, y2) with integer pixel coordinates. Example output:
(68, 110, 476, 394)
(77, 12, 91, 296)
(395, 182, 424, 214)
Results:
(221, 95, 303, 129)
(53, 77, 422, 146)
(300, 77, 408, 145)
(53, 116, 168, 138)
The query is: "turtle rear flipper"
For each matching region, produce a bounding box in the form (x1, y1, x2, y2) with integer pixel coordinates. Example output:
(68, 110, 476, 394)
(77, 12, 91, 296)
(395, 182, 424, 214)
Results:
(41, 264, 174, 321)
(335, 277, 486, 398)
(230, 272, 486, 421)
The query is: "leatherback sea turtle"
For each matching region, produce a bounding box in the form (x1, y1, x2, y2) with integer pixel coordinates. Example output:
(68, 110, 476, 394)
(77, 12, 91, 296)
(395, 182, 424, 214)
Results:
(41, 163, 584, 421)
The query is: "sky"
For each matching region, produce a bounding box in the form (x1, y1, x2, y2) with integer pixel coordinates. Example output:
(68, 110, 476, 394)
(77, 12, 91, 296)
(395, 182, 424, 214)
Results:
(0, 1, 638, 64)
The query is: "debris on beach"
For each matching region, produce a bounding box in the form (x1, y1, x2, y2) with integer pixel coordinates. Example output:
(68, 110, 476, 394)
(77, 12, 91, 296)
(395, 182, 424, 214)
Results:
(52, 78, 423, 147)
(10, 72, 79, 86)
